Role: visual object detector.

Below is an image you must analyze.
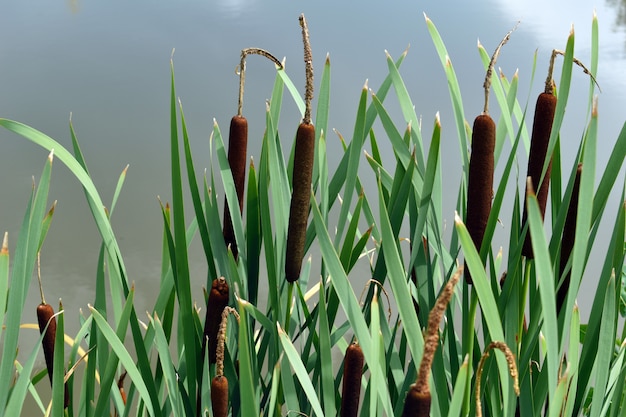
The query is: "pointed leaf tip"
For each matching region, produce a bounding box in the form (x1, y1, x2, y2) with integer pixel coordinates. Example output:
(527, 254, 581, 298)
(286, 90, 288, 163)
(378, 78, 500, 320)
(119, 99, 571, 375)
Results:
(1, 232, 8, 254)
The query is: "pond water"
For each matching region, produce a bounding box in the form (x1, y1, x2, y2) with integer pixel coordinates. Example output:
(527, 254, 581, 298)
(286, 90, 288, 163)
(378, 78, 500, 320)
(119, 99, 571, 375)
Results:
(1, 0, 624, 368)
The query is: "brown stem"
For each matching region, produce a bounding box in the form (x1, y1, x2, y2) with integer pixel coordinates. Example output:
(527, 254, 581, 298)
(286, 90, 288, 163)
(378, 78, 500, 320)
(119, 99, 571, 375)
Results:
(483, 22, 519, 114)
(237, 48, 283, 116)
(545, 49, 600, 94)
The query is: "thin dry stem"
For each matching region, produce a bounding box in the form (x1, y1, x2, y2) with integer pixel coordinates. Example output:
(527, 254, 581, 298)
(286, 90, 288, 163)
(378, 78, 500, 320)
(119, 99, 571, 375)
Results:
(475, 341, 520, 417)
(545, 49, 601, 94)
(299, 14, 314, 124)
(358, 279, 392, 322)
(216, 306, 240, 377)
(37, 252, 46, 304)
(415, 264, 463, 393)
(483, 22, 519, 114)
(237, 48, 283, 116)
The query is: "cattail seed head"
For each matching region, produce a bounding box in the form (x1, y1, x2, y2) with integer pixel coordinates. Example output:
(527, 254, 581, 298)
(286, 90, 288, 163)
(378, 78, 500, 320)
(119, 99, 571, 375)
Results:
(223, 115, 249, 259)
(522, 92, 557, 258)
(285, 122, 316, 283)
(401, 384, 431, 417)
(37, 303, 57, 385)
(201, 277, 230, 364)
(465, 114, 495, 284)
(211, 375, 229, 417)
(340, 342, 364, 417)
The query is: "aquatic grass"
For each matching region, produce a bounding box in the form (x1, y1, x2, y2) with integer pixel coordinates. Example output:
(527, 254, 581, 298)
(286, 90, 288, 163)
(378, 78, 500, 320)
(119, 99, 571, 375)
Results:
(0, 11, 624, 417)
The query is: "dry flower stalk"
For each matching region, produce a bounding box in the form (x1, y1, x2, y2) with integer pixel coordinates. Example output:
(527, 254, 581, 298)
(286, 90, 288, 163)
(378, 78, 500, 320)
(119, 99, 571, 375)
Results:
(475, 341, 520, 417)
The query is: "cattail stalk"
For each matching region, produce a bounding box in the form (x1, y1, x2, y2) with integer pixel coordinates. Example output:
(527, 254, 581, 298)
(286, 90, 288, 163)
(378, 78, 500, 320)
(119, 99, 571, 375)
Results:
(402, 265, 462, 417)
(36, 253, 69, 408)
(340, 342, 364, 417)
(557, 163, 582, 315)
(464, 25, 517, 284)
(223, 48, 282, 259)
(285, 14, 315, 283)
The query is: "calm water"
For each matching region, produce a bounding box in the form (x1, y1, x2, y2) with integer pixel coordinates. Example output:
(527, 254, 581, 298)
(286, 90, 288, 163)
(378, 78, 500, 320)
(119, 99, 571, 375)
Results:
(1, 0, 624, 367)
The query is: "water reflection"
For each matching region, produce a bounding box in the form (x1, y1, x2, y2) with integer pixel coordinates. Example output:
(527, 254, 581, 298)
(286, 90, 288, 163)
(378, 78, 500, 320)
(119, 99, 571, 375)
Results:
(215, 0, 258, 19)
(66, 0, 80, 14)
(607, 0, 626, 46)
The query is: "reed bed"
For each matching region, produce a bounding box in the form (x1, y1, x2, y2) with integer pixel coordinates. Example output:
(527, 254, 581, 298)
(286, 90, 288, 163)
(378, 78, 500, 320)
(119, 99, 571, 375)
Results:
(0, 12, 624, 417)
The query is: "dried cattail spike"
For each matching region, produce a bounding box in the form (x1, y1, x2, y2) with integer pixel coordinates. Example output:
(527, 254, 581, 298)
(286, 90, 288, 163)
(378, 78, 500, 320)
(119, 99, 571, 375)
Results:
(401, 384, 431, 417)
(340, 342, 364, 417)
(475, 341, 520, 417)
(557, 163, 582, 315)
(285, 122, 316, 283)
(521, 92, 557, 258)
(415, 265, 462, 393)
(465, 114, 496, 284)
(215, 306, 240, 377)
(211, 375, 229, 417)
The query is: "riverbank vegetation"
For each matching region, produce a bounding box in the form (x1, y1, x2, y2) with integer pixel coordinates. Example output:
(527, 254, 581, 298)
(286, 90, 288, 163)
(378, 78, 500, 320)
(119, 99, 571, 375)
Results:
(0, 12, 624, 417)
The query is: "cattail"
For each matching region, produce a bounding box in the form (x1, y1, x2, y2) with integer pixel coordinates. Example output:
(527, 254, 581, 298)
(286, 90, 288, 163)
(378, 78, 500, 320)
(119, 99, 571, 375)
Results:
(402, 385, 432, 417)
(222, 115, 248, 259)
(35, 253, 69, 408)
(464, 25, 517, 284)
(285, 14, 315, 283)
(557, 163, 582, 315)
(37, 302, 57, 385)
(210, 307, 239, 417)
(521, 92, 557, 257)
(340, 342, 364, 417)
(211, 375, 229, 417)
(522, 49, 598, 258)
(197, 283, 231, 417)
(200, 277, 230, 365)
(118, 371, 128, 405)
(465, 114, 496, 284)
(402, 265, 462, 417)
(223, 48, 282, 259)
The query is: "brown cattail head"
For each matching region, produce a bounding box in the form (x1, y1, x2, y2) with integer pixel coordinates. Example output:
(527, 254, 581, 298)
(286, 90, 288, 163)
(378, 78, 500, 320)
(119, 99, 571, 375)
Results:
(465, 114, 496, 284)
(557, 163, 582, 315)
(521, 92, 557, 258)
(340, 342, 365, 417)
(211, 375, 229, 417)
(201, 277, 230, 364)
(285, 122, 316, 282)
(37, 302, 57, 385)
(223, 115, 249, 259)
(401, 384, 431, 417)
